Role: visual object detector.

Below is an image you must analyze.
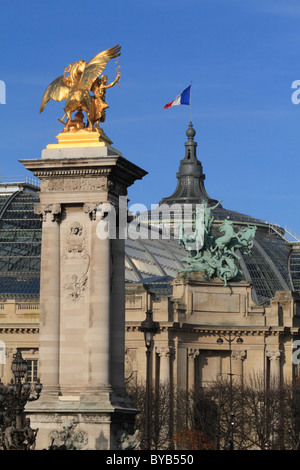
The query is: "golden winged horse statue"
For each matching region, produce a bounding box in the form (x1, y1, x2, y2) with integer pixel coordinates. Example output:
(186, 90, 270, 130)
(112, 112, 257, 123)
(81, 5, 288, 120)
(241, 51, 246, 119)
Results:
(40, 45, 121, 132)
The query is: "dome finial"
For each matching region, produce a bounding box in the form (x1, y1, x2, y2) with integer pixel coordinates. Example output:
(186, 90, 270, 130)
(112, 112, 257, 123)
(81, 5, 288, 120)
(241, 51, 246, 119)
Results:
(186, 121, 196, 140)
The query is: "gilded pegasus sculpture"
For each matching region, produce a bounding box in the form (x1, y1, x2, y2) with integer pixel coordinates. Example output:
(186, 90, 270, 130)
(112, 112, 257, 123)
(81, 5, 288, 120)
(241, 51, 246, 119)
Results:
(40, 45, 121, 132)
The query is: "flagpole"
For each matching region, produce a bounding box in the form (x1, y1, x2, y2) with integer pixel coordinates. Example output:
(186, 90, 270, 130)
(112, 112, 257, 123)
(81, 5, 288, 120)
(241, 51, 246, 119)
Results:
(190, 80, 192, 124)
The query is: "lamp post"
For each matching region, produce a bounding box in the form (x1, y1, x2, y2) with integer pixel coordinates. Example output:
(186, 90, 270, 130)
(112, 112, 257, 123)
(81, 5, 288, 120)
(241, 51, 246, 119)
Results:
(216, 331, 243, 450)
(139, 310, 159, 450)
(0, 349, 43, 450)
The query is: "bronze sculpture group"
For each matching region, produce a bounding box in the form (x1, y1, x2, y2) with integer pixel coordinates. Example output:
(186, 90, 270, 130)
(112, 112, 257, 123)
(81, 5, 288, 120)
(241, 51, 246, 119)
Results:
(180, 201, 257, 286)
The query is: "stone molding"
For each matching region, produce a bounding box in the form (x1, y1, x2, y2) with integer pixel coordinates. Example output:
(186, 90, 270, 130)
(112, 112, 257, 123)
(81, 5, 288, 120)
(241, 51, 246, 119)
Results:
(0, 327, 39, 334)
(33, 168, 112, 179)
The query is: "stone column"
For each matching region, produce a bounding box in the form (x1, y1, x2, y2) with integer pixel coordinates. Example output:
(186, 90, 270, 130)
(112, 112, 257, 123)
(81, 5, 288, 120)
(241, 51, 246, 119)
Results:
(187, 348, 200, 390)
(156, 346, 174, 383)
(34, 203, 61, 398)
(266, 349, 282, 387)
(231, 350, 246, 384)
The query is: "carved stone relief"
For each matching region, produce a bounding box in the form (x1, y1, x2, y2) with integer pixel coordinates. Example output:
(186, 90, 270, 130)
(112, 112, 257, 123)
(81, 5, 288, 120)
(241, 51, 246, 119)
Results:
(232, 350, 247, 361)
(116, 425, 140, 450)
(83, 202, 101, 220)
(125, 349, 137, 381)
(34, 203, 61, 222)
(49, 422, 88, 450)
(63, 222, 90, 302)
(40, 176, 108, 192)
(32, 413, 112, 427)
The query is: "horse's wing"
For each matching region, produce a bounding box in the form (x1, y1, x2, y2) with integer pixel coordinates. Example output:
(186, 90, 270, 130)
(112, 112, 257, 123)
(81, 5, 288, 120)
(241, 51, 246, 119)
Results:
(40, 75, 70, 113)
(80, 45, 121, 91)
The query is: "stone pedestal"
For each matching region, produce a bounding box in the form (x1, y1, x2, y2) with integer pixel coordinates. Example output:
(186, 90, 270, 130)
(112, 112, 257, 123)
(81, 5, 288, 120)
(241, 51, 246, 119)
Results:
(20, 131, 147, 450)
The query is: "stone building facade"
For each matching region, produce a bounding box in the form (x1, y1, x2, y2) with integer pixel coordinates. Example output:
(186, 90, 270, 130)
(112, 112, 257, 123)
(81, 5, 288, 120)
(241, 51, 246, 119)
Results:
(1, 276, 300, 395)
(124, 275, 300, 391)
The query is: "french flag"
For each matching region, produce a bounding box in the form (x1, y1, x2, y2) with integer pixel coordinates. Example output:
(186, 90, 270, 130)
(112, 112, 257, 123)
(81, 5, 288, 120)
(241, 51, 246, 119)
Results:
(164, 85, 191, 109)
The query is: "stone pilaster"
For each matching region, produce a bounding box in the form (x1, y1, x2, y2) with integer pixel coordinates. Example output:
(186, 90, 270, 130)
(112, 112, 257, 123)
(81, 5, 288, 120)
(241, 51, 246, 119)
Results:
(187, 348, 200, 389)
(266, 349, 282, 387)
(156, 346, 174, 383)
(231, 350, 246, 383)
(34, 203, 61, 398)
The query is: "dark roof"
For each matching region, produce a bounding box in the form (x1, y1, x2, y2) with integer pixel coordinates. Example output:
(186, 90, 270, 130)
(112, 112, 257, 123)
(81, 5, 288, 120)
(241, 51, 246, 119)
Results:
(0, 184, 41, 298)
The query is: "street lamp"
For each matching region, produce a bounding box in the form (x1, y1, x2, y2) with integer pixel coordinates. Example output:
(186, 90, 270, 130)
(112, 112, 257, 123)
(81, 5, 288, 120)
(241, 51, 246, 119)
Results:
(11, 349, 28, 381)
(139, 310, 159, 450)
(0, 349, 43, 450)
(217, 332, 243, 450)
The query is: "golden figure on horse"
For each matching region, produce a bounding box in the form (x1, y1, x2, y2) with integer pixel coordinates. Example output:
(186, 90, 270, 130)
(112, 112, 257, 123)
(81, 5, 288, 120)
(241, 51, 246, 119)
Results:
(40, 45, 121, 133)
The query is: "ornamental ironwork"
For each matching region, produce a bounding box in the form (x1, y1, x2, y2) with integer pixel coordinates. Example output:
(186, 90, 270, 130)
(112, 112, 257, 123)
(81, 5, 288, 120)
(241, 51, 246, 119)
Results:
(0, 349, 42, 450)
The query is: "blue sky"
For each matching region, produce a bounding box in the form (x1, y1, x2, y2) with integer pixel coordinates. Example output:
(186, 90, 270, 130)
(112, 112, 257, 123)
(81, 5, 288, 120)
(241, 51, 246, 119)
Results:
(0, 0, 300, 235)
